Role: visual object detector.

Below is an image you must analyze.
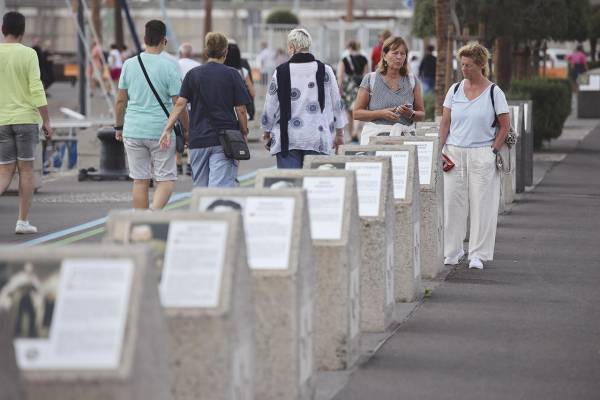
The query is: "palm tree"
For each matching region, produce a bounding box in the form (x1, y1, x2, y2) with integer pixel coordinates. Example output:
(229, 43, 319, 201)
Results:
(435, 0, 451, 116)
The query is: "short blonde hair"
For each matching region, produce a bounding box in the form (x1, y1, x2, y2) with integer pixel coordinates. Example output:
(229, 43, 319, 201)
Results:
(287, 28, 312, 52)
(205, 32, 228, 59)
(378, 36, 409, 76)
(457, 42, 490, 77)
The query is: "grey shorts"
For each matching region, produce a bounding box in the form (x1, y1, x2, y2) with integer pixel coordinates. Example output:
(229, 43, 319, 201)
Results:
(123, 137, 177, 181)
(0, 124, 39, 164)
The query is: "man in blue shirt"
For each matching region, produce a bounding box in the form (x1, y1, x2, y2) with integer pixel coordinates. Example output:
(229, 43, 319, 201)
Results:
(160, 32, 250, 187)
(114, 20, 188, 209)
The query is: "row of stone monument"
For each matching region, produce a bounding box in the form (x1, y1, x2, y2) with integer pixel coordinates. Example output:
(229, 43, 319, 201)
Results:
(0, 103, 532, 400)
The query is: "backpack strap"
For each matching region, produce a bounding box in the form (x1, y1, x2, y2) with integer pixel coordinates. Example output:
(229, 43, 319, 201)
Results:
(453, 81, 460, 94)
(490, 83, 498, 128)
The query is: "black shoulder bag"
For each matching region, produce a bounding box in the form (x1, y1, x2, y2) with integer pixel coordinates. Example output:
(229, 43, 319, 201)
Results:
(137, 54, 185, 153)
(197, 89, 250, 161)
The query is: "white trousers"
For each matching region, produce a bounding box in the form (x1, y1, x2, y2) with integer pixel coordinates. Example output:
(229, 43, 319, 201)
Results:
(443, 145, 501, 261)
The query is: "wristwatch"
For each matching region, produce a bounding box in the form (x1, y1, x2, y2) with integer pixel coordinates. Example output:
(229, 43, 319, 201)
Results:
(492, 148, 499, 154)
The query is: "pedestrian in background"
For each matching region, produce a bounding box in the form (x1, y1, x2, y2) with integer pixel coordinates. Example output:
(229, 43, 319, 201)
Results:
(337, 40, 369, 143)
(178, 42, 201, 78)
(108, 43, 123, 82)
(419, 45, 436, 94)
(261, 28, 347, 168)
(0, 11, 52, 234)
(114, 20, 188, 210)
(566, 44, 588, 92)
(225, 42, 256, 120)
(177, 42, 201, 176)
(160, 32, 250, 187)
(371, 29, 391, 72)
(353, 36, 425, 144)
(258, 41, 275, 85)
(439, 42, 510, 270)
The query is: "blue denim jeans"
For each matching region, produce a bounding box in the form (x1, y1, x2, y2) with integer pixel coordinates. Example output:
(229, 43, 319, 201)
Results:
(276, 149, 323, 169)
(189, 145, 238, 187)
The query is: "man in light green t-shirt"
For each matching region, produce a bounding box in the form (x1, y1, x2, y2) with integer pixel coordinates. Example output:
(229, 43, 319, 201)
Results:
(0, 11, 52, 234)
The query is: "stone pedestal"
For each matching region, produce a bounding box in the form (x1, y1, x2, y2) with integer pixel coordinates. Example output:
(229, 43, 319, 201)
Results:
(189, 188, 316, 400)
(0, 309, 24, 400)
(369, 137, 444, 279)
(303, 156, 395, 333)
(0, 245, 168, 400)
(106, 211, 255, 400)
(339, 145, 421, 302)
(255, 170, 361, 371)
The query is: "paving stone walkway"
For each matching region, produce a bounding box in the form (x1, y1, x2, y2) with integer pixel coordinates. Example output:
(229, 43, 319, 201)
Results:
(333, 124, 600, 400)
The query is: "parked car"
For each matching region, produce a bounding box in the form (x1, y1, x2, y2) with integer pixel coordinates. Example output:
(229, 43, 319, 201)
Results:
(540, 48, 569, 78)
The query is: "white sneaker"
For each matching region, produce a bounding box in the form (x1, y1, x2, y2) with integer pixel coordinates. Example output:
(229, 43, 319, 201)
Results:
(444, 249, 465, 265)
(15, 220, 38, 234)
(469, 257, 484, 269)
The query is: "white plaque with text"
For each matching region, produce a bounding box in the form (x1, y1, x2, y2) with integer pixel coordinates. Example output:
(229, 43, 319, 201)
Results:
(376, 151, 409, 200)
(302, 177, 346, 240)
(15, 258, 134, 370)
(345, 162, 382, 217)
(198, 196, 295, 270)
(405, 141, 433, 186)
(161, 220, 228, 308)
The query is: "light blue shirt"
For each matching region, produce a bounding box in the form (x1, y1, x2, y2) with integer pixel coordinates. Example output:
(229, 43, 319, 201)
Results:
(119, 52, 181, 140)
(443, 80, 509, 148)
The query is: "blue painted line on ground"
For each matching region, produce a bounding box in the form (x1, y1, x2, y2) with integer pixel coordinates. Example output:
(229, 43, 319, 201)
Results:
(18, 168, 269, 247)
(19, 191, 192, 247)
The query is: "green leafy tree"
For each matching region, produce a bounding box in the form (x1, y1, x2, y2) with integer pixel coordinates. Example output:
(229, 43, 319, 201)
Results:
(265, 9, 299, 25)
(412, 0, 436, 38)
(589, 6, 600, 62)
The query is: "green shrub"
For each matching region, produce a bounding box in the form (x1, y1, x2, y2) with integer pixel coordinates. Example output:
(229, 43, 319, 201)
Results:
(423, 91, 436, 121)
(587, 60, 600, 70)
(509, 77, 572, 149)
(265, 9, 299, 25)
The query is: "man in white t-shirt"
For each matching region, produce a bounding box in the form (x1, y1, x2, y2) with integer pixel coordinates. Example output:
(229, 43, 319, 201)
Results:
(178, 42, 201, 79)
(108, 43, 123, 82)
(258, 42, 275, 84)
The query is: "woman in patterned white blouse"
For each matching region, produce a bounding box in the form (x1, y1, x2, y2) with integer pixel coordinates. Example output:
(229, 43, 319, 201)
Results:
(261, 28, 348, 168)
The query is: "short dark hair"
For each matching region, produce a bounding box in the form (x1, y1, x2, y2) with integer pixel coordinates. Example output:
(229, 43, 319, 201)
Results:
(144, 20, 166, 47)
(2, 11, 26, 37)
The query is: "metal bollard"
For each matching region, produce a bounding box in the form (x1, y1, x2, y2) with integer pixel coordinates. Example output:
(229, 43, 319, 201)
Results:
(78, 127, 129, 181)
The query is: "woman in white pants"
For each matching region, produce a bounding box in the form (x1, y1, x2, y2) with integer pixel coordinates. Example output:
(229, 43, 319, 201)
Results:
(439, 42, 510, 269)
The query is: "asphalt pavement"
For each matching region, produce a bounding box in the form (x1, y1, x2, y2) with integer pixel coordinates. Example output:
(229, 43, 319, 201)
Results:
(332, 123, 600, 399)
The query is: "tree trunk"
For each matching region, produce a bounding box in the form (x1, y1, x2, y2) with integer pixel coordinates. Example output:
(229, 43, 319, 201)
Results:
(532, 40, 542, 77)
(114, 0, 124, 48)
(590, 38, 597, 62)
(91, 0, 102, 43)
(204, 0, 213, 41)
(435, 0, 451, 116)
(494, 36, 512, 91)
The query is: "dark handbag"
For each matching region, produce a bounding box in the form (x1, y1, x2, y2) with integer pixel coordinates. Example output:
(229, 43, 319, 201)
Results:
(197, 88, 251, 161)
(137, 54, 185, 153)
(218, 129, 250, 160)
